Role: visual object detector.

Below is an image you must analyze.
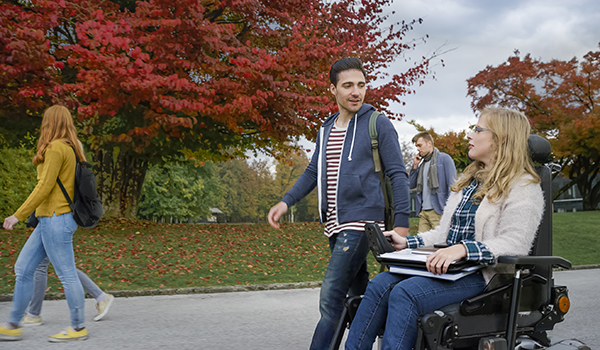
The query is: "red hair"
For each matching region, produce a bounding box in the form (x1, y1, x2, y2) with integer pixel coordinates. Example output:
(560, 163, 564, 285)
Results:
(33, 105, 86, 165)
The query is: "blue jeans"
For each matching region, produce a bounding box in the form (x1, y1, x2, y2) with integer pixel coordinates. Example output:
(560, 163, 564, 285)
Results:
(8, 213, 85, 329)
(27, 257, 104, 317)
(310, 230, 370, 350)
(345, 271, 486, 350)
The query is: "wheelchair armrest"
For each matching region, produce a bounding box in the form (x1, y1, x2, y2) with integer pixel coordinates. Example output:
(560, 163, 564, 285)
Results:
(460, 273, 547, 314)
(497, 255, 572, 270)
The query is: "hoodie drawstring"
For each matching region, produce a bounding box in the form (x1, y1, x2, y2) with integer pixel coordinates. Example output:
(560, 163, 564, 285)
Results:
(347, 113, 357, 162)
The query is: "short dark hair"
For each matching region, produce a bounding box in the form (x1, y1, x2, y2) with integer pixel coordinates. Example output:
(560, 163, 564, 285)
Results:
(329, 57, 367, 86)
(412, 132, 434, 145)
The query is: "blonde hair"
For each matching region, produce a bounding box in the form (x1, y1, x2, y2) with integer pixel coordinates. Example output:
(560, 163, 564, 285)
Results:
(33, 105, 86, 165)
(451, 107, 540, 203)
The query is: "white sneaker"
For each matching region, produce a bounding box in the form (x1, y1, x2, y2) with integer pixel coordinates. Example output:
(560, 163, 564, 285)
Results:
(93, 294, 114, 321)
(21, 314, 42, 327)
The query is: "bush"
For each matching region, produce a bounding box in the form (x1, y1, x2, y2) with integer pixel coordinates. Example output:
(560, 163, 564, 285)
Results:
(138, 161, 223, 222)
(0, 148, 37, 220)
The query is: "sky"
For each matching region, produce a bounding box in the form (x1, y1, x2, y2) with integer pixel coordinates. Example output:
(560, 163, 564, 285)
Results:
(260, 0, 600, 160)
(385, 0, 600, 144)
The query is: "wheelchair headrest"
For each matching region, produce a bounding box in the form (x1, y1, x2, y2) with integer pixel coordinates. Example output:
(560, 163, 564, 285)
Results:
(528, 134, 551, 163)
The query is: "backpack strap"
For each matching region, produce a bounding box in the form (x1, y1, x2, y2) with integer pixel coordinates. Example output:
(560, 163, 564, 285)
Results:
(368, 111, 382, 173)
(56, 178, 73, 205)
(369, 111, 393, 272)
(56, 146, 80, 206)
(368, 111, 392, 228)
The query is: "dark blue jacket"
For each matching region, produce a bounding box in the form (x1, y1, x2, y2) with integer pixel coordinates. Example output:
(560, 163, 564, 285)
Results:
(408, 152, 456, 215)
(282, 104, 410, 228)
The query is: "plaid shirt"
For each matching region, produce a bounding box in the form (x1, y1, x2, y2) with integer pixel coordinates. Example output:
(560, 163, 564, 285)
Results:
(406, 180, 495, 265)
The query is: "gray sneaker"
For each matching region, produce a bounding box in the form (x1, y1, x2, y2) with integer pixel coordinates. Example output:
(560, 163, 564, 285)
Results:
(21, 314, 42, 327)
(93, 294, 114, 321)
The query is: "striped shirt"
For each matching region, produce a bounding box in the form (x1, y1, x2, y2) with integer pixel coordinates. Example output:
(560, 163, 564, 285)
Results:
(323, 124, 384, 237)
(406, 179, 495, 265)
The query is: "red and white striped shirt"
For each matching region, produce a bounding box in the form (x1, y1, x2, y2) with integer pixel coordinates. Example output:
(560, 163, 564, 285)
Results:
(324, 124, 384, 237)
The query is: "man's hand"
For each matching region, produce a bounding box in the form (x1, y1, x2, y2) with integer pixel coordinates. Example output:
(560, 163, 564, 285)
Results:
(426, 244, 467, 275)
(267, 202, 288, 229)
(383, 230, 408, 251)
(413, 154, 422, 169)
(3, 215, 19, 230)
(393, 226, 409, 237)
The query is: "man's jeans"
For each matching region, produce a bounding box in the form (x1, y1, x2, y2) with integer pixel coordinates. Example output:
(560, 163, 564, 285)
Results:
(345, 271, 486, 350)
(309, 230, 370, 350)
(9, 213, 85, 329)
(27, 257, 104, 317)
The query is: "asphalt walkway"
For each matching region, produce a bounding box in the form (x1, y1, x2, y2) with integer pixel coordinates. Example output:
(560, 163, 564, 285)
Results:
(1, 268, 598, 349)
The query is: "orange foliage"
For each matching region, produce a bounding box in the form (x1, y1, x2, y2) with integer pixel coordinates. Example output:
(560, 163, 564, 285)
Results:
(467, 46, 600, 210)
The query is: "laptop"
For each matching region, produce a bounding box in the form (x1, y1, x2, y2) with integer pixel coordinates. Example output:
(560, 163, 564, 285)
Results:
(364, 223, 476, 273)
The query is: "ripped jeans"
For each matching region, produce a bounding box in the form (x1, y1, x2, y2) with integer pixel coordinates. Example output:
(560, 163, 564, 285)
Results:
(309, 230, 370, 350)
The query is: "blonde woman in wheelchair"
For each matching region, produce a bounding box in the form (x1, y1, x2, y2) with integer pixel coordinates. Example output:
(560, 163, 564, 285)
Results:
(345, 107, 544, 350)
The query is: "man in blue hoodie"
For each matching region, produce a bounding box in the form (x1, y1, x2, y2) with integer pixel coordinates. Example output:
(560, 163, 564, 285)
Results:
(267, 57, 410, 350)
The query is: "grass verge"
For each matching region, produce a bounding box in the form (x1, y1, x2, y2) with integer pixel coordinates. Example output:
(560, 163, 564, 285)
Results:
(552, 211, 600, 266)
(0, 213, 597, 295)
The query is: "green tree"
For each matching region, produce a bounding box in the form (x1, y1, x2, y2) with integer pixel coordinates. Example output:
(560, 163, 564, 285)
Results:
(251, 159, 280, 222)
(0, 141, 37, 220)
(138, 161, 222, 223)
(215, 159, 265, 222)
(272, 150, 318, 223)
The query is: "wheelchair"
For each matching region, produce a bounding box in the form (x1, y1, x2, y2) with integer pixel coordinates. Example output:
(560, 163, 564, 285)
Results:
(330, 135, 590, 350)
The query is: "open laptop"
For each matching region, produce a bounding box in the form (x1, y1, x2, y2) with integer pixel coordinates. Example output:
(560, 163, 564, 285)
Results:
(364, 223, 476, 273)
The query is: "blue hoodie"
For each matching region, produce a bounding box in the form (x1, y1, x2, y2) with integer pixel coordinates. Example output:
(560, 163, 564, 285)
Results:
(282, 103, 410, 228)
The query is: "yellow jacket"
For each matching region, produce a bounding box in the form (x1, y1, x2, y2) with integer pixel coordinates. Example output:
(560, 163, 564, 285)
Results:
(14, 140, 76, 221)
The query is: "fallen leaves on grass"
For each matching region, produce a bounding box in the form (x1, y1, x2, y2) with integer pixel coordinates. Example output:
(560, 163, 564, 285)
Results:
(0, 220, 340, 293)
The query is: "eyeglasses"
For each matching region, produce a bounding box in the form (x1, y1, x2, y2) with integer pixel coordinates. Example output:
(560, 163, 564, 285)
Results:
(472, 126, 492, 134)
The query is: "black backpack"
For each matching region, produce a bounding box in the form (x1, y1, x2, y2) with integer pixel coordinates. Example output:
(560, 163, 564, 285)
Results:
(368, 111, 395, 231)
(56, 147, 103, 228)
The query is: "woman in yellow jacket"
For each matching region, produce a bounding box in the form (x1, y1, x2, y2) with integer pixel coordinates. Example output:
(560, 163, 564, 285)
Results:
(1, 105, 89, 342)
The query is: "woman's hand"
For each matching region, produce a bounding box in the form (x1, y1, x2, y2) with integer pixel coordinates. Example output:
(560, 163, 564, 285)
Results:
(3, 215, 19, 230)
(383, 230, 408, 251)
(426, 244, 467, 275)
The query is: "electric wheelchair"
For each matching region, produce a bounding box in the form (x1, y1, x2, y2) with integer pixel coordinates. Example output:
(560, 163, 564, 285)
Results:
(330, 135, 590, 350)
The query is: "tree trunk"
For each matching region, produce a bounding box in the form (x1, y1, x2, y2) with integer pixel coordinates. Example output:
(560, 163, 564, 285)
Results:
(94, 147, 149, 218)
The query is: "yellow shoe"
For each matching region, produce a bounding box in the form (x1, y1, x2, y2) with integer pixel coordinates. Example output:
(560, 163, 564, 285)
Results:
(21, 314, 42, 327)
(0, 324, 23, 341)
(48, 327, 88, 342)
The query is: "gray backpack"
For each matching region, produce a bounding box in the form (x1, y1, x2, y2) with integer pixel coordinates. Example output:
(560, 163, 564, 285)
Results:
(368, 111, 394, 231)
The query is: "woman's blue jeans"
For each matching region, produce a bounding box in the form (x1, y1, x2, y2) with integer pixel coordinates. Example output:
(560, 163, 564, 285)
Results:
(8, 213, 85, 329)
(27, 257, 104, 318)
(309, 230, 370, 350)
(345, 271, 486, 350)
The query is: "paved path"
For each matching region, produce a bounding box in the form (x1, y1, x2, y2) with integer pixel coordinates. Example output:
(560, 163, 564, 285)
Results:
(1, 269, 598, 349)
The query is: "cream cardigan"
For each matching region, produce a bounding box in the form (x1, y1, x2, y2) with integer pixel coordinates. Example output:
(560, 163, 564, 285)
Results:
(416, 175, 544, 283)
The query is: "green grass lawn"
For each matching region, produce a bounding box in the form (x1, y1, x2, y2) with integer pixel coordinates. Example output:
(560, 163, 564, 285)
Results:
(0, 220, 335, 294)
(552, 211, 600, 266)
(0, 213, 597, 295)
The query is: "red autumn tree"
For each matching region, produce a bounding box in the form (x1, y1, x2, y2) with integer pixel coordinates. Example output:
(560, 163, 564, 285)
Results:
(467, 47, 600, 210)
(1, 0, 439, 218)
(0, 0, 65, 142)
